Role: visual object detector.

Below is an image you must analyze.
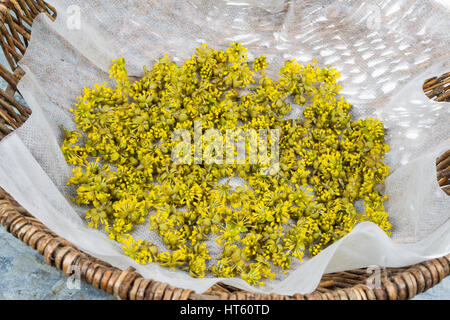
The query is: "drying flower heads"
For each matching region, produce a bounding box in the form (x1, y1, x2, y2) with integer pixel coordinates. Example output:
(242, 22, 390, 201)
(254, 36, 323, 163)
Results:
(62, 43, 391, 286)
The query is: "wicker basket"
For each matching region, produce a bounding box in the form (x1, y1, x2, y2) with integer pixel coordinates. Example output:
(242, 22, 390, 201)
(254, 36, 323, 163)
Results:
(0, 0, 449, 300)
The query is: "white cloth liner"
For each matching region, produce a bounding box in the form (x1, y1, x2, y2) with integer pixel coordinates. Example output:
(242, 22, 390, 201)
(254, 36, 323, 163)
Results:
(0, 0, 449, 295)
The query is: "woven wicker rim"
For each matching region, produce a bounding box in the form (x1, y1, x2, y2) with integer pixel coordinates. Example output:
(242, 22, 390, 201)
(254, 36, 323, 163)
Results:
(0, 0, 449, 300)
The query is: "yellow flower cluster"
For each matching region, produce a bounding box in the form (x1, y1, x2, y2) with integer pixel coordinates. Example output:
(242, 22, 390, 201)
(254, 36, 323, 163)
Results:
(62, 43, 391, 286)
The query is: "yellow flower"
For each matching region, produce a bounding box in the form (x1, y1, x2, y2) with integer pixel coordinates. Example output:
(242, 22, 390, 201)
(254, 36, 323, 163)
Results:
(62, 43, 391, 287)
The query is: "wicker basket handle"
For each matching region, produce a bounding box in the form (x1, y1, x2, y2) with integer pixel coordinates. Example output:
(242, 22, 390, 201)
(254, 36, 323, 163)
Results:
(0, 0, 55, 139)
(423, 73, 450, 194)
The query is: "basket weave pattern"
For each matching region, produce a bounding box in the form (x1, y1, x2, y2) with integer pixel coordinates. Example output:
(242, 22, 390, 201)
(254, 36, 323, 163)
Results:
(0, 0, 448, 300)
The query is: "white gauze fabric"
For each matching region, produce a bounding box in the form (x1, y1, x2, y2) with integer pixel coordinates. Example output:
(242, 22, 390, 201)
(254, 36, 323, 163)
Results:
(0, 0, 449, 295)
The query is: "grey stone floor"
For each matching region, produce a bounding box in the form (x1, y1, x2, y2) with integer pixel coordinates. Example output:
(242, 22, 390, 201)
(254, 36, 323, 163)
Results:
(0, 227, 448, 300)
(0, 228, 115, 300)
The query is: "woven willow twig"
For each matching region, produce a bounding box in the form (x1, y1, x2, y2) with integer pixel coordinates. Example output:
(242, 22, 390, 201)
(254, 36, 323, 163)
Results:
(0, 0, 448, 300)
(424, 72, 450, 103)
